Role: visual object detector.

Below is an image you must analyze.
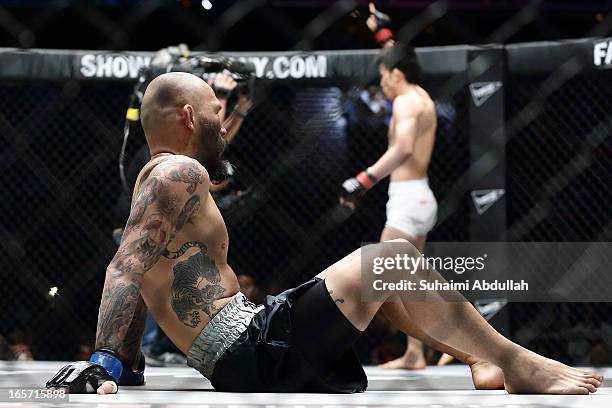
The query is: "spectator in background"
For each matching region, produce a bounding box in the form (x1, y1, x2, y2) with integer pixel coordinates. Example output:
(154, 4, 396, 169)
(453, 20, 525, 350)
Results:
(75, 343, 94, 361)
(0, 332, 34, 361)
(0, 335, 13, 360)
(237, 273, 259, 302)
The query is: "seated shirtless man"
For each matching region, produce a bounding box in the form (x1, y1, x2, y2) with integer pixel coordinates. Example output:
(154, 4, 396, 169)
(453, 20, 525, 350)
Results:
(46, 72, 602, 395)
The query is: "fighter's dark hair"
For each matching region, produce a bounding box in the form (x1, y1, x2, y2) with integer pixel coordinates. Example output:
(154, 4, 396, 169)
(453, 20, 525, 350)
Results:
(377, 42, 421, 85)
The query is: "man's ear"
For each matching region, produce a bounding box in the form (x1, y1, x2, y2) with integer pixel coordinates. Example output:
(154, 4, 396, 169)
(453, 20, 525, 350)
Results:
(391, 68, 404, 82)
(181, 104, 195, 130)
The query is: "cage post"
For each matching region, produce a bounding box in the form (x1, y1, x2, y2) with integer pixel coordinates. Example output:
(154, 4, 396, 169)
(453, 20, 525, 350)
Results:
(467, 46, 509, 334)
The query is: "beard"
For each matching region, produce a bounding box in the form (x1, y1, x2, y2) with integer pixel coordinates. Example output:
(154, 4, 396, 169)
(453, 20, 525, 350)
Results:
(204, 156, 230, 185)
(196, 117, 229, 184)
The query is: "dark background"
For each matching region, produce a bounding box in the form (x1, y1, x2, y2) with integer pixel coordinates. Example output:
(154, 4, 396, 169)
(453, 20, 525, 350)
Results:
(0, 0, 610, 51)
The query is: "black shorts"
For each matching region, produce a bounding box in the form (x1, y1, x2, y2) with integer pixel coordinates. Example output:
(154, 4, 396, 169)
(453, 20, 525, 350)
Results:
(209, 278, 367, 393)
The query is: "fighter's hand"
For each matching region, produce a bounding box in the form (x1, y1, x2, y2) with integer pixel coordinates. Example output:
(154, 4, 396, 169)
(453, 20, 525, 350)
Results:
(366, 2, 391, 32)
(236, 92, 253, 113)
(210, 71, 237, 99)
(340, 176, 367, 205)
(340, 170, 378, 207)
(46, 361, 118, 394)
(366, 3, 378, 32)
(339, 196, 356, 210)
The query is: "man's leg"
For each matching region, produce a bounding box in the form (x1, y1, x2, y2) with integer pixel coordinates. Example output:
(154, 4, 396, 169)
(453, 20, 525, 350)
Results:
(381, 300, 505, 389)
(380, 226, 426, 253)
(318, 239, 603, 394)
(378, 226, 426, 370)
(378, 226, 501, 387)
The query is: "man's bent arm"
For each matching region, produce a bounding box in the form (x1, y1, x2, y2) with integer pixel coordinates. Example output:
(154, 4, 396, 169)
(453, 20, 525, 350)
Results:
(95, 158, 208, 363)
(367, 98, 419, 180)
(340, 97, 420, 202)
(367, 2, 395, 48)
(109, 295, 147, 370)
(222, 94, 252, 145)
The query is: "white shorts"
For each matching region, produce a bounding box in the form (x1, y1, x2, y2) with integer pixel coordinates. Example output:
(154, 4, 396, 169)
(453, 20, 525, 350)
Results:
(385, 178, 438, 237)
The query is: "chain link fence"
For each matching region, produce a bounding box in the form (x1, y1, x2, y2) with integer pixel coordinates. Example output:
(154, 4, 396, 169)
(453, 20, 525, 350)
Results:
(0, 1, 611, 366)
(505, 69, 612, 366)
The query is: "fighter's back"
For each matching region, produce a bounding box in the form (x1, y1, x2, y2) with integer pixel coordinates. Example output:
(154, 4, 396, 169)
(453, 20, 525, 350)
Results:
(130, 153, 240, 354)
(388, 86, 436, 181)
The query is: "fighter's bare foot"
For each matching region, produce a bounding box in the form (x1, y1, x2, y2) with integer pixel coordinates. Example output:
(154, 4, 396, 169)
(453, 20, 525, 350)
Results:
(437, 352, 455, 366)
(503, 349, 603, 394)
(379, 351, 426, 370)
(469, 360, 504, 390)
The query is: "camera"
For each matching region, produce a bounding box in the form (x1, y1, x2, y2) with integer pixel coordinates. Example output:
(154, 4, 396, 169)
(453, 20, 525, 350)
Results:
(147, 44, 255, 96)
(120, 44, 255, 191)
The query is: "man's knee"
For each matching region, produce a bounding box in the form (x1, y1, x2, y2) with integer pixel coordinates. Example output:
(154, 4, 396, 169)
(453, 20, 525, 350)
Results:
(383, 238, 409, 243)
(378, 238, 420, 258)
(361, 240, 420, 269)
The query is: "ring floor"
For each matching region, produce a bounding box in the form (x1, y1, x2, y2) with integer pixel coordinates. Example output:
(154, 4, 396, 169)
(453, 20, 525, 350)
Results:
(1, 361, 611, 408)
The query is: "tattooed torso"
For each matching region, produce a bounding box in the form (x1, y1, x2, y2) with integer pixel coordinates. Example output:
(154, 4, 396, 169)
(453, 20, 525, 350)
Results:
(132, 155, 240, 353)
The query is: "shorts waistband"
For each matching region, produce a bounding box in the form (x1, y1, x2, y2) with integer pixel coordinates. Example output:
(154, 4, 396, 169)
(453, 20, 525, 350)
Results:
(186, 293, 263, 379)
(388, 177, 430, 191)
(389, 177, 428, 185)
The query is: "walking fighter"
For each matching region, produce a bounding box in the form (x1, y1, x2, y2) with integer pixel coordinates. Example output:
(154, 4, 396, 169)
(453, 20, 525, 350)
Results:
(340, 2, 440, 370)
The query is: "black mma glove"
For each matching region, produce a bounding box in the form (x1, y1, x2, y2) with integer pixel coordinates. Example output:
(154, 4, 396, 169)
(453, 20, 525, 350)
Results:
(341, 169, 378, 203)
(372, 7, 391, 29)
(46, 361, 117, 394)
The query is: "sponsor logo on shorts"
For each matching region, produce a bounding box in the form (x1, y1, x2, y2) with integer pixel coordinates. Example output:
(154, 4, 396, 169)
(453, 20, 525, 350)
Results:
(593, 38, 612, 68)
(471, 189, 505, 215)
(469, 81, 502, 107)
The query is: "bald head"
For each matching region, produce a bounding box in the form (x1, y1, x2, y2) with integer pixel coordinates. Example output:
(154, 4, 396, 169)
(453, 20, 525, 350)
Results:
(140, 72, 217, 146)
(139, 72, 227, 183)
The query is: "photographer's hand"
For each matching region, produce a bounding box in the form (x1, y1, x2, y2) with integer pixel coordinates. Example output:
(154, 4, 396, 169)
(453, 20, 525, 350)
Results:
(235, 93, 253, 115)
(222, 92, 252, 145)
(209, 71, 237, 121)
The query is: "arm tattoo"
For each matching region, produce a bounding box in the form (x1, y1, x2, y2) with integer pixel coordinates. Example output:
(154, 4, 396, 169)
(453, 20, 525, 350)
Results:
(117, 213, 172, 272)
(176, 195, 200, 230)
(119, 296, 148, 368)
(96, 161, 206, 354)
(96, 281, 140, 349)
(119, 194, 201, 271)
(124, 178, 160, 236)
(171, 245, 226, 328)
(163, 241, 207, 259)
(328, 289, 344, 304)
(165, 162, 204, 194)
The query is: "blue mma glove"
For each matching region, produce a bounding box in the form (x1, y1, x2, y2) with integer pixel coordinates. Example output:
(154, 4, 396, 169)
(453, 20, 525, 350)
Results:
(90, 347, 145, 386)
